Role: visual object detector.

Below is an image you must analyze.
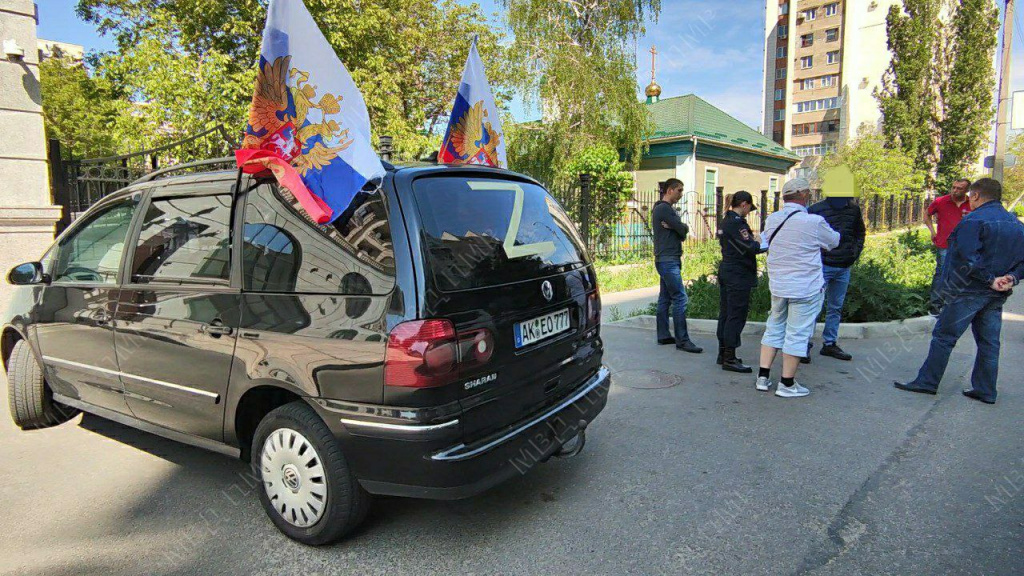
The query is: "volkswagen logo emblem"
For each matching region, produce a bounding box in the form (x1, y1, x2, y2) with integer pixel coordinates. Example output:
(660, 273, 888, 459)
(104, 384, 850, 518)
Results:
(541, 280, 554, 301)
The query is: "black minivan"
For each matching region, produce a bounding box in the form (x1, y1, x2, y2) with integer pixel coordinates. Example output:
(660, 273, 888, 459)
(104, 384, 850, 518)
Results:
(2, 161, 609, 545)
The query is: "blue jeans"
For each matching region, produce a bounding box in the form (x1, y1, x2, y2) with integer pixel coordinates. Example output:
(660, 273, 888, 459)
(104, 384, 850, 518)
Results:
(929, 248, 948, 310)
(909, 293, 1005, 402)
(655, 260, 690, 344)
(821, 265, 851, 345)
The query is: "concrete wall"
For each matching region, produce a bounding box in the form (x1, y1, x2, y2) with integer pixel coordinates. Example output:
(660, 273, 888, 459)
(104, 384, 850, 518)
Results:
(0, 0, 62, 310)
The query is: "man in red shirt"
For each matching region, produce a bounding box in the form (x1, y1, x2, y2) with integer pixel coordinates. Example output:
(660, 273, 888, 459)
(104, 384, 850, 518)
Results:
(925, 178, 971, 314)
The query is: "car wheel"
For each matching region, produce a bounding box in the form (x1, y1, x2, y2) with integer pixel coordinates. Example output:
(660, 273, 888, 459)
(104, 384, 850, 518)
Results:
(252, 400, 370, 545)
(6, 339, 78, 430)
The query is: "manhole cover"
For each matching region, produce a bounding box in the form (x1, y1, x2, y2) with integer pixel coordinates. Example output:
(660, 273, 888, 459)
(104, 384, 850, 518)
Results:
(614, 369, 683, 389)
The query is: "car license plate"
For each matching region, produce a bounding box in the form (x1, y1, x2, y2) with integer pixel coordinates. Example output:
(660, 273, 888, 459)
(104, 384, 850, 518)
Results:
(514, 309, 570, 348)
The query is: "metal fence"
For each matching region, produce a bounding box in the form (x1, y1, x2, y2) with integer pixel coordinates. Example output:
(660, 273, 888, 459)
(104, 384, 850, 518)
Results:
(48, 125, 238, 234)
(551, 173, 928, 262)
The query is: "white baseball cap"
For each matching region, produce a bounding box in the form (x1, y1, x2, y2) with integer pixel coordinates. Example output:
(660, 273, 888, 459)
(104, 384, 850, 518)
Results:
(782, 177, 811, 196)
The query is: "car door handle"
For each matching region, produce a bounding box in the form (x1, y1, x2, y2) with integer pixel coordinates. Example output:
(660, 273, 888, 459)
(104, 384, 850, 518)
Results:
(200, 323, 234, 337)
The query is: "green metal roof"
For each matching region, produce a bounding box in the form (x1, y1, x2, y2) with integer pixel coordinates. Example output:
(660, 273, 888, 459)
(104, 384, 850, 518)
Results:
(646, 94, 799, 162)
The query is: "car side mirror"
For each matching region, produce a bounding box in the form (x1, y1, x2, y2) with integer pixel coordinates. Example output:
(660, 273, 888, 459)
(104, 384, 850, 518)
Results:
(7, 262, 47, 285)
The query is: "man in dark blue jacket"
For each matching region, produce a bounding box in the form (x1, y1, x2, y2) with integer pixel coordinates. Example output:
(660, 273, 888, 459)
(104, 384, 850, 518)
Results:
(895, 178, 1024, 404)
(808, 191, 866, 361)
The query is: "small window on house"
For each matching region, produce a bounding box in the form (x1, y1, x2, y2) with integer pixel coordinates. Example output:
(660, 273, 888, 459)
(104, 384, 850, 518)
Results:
(780, 3, 789, 15)
(778, 24, 789, 38)
(776, 68, 787, 80)
(827, 51, 841, 64)
(801, 56, 813, 69)
(826, 28, 839, 42)
(825, 3, 839, 17)
(821, 74, 837, 87)
(775, 88, 784, 101)
(802, 78, 815, 90)
(801, 33, 814, 47)
(774, 109, 785, 121)
(803, 8, 816, 20)
(777, 46, 787, 59)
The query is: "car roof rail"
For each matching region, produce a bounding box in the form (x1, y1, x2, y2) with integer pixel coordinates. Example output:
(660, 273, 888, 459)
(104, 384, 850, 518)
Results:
(129, 157, 238, 186)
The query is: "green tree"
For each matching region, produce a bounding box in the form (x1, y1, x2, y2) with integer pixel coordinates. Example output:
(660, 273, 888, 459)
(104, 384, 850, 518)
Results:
(877, 0, 999, 192)
(77, 0, 514, 158)
(563, 145, 633, 245)
(500, 0, 659, 184)
(817, 127, 926, 198)
(39, 56, 132, 158)
(875, 0, 941, 184)
(937, 0, 998, 190)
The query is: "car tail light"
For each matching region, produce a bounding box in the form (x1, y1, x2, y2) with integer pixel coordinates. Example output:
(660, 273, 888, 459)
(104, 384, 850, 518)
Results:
(459, 329, 494, 366)
(586, 290, 601, 329)
(384, 319, 459, 388)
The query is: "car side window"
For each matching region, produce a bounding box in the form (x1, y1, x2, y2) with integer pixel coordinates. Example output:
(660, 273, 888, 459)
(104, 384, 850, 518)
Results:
(241, 183, 395, 294)
(130, 194, 232, 285)
(51, 197, 138, 284)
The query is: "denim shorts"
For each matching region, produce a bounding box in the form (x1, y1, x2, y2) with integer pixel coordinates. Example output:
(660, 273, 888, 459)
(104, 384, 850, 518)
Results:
(761, 292, 825, 357)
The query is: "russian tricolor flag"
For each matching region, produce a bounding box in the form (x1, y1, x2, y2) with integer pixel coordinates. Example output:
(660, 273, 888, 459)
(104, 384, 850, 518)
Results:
(236, 0, 385, 224)
(439, 38, 506, 168)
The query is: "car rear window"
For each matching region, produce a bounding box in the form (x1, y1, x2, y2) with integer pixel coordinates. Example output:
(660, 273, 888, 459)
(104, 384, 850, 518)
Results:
(412, 176, 588, 291)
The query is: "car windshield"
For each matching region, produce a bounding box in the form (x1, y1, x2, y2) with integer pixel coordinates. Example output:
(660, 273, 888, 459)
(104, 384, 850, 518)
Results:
(412, 176, 588, 291)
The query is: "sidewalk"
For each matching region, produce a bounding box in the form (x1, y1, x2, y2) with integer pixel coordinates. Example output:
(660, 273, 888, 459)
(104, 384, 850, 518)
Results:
(602, 285, 659, 319)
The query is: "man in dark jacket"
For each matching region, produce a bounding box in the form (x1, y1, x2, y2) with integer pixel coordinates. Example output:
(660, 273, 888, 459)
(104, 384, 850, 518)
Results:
(652, 178, 702, 353)
(716, 191, 764, 372)
(807, 190, 866, 361)
(895, 178, 1024, 404)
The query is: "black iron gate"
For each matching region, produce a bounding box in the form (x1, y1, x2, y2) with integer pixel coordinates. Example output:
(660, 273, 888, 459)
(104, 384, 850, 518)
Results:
(48, 125, 238, 234)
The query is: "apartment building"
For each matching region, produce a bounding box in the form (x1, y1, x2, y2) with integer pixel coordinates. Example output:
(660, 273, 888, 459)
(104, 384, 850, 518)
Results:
(762, 0, 902, 170)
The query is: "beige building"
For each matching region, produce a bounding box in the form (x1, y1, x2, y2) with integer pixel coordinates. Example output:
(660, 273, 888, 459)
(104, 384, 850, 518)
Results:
(37, 38, 84, 62)
(762, 0, 902, 174)
(0, 1, 63, 310)
(634, 90, 799, 237)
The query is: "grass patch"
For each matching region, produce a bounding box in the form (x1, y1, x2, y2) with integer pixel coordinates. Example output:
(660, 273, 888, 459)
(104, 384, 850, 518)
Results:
(642, 229, 934, 323)
(595, 241, 719, 293)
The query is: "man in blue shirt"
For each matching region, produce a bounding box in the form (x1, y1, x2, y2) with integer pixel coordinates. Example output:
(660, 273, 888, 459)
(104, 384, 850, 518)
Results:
(895, 178, 1024, 404)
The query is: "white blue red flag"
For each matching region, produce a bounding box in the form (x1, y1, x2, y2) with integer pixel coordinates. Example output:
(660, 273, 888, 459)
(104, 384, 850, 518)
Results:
(236, 0, 384, 224)
(438, 38, 506, 168)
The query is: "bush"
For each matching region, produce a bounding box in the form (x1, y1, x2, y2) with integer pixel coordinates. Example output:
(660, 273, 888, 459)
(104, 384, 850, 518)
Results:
(644, 229, 934, 322)
(1012, 203, 1024, 218)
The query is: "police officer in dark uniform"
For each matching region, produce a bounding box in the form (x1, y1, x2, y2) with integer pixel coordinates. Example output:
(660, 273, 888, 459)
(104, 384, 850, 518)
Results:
(716, 191, 765, 373)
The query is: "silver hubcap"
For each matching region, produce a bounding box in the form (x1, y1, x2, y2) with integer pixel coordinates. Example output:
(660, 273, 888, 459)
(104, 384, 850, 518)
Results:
(261, 428, 327, 528)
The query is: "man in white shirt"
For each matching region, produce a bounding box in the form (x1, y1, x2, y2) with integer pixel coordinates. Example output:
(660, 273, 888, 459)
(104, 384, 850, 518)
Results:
(755, 178, 841, 398)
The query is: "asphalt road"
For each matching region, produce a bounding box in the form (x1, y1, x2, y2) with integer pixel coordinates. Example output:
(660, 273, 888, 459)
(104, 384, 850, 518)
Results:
(2, 299, 1023, 576)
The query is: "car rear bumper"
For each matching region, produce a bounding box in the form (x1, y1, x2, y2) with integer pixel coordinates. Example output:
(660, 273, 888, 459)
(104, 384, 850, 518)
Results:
(312, 365, 610, 500)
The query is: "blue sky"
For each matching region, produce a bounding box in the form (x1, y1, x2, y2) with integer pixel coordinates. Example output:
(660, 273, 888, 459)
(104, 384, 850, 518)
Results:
(36, 0, 1024, 134)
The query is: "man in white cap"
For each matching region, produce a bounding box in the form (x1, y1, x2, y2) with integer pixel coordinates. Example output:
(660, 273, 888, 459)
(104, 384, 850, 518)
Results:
(755, 177, 841, 397)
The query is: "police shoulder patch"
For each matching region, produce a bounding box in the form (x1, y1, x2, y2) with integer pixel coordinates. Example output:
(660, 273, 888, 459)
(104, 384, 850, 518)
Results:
(740, 229, 750, 240)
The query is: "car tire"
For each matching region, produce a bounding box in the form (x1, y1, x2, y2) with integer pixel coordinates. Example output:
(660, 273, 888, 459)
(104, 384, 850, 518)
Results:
(6, 339, 78, 430)
(252, 400, 370, 545)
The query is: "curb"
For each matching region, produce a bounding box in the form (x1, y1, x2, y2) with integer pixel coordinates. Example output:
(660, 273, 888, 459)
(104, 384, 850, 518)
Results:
(606, 314, 936, 340)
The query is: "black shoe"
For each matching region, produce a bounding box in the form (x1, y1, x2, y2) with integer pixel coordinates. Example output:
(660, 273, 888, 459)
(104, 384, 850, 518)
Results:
(893, 381, 937, 395)
(658, 338, 675, 345)
(962, 389, 995, 404)
(716, 346, 724, 365)
(820, 343, 852, 361)
(800, 342, 813, 364)
(721, 348, 752, 373)
(676, 340, 704, 354)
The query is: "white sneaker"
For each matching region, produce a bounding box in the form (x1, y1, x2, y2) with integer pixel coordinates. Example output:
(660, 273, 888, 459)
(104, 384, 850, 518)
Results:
(775, 382, 810, 398)
(755, 376, 773, 391)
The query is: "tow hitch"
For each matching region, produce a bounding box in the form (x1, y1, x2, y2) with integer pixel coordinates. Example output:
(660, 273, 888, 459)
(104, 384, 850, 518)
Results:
(553, 419, 588, 459)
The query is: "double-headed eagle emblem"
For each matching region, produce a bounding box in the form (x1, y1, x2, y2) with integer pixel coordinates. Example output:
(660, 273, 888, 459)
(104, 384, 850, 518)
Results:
(242, 56, 352, 174)
(445, 100, 501, 166)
